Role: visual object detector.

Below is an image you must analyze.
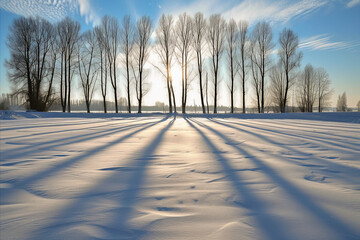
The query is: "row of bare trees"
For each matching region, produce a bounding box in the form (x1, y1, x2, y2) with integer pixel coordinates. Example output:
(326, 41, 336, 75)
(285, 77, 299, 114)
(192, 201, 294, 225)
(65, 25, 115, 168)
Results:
(6, 13, 332, 113)
(294, 64, 333, 112)
(94, 15, 152, 113)
(6, 15, 152, 113)
(6, 17, 57, 111)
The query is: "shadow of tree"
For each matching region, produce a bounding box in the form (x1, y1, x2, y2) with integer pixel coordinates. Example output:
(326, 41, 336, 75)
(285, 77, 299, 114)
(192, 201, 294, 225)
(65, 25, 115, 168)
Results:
(188, 117, 358, 239)
(241, 119, 360, 142)
(184, 117, 292, 240)
(6, 116, 171, 196)
(220, 118, 359, 152)
(31, 116, 176, 239)
(209, 118, 360, 184)
(0, 118, 145, 141)
(1, 118, 158, 161)
(0, 118, 108, 131)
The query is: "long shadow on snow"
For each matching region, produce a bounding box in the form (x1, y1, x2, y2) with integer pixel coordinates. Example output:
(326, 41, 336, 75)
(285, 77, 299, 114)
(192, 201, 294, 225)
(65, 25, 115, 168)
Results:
(209, 118, 360, 183)
(256, 117, 360, 131)
(1, 118, 156, 162)
(4, 116, 170, 195)
(106, 116, 176, 237)
(241, 119, 360, 142)
(0, 118, 113, 132)
(217, 118, 359, 153)
(33, 116, 176, 239)
(215, 118, 360, 160)
(0, 118, 95, 127)
(187, 112, 360, 123)
(190, 118, 359, 239)
(241, 119, 360, 150)
(184, 117, 292, 240)
(0, 117, 146, 141)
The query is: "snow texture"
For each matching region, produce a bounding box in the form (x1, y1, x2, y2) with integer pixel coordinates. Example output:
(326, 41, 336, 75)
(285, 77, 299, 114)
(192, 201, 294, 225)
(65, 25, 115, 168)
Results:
(0, 111, 359, 239)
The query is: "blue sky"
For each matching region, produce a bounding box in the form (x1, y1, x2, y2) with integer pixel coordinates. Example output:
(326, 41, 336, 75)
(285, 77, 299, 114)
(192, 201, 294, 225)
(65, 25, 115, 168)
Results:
(0, 0, 359, 107)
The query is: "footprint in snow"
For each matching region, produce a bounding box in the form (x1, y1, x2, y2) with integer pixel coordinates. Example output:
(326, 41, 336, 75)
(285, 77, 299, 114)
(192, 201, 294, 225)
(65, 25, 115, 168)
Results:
(304, 173, 329, 183)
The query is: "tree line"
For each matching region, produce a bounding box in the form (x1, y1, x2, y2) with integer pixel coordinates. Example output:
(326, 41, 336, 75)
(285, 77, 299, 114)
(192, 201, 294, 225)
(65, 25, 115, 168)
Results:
(6, 13, 334, 113)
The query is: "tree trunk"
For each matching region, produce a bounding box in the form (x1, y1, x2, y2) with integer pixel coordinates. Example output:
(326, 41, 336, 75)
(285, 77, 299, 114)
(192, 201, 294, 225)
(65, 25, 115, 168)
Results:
(261, 74, 264, 113)
(114, 89, 118, 113)
(257, 91, 261, 113)
(197, 52, 205, 113)
(283, 71, 289, 113)
(242, 75, 245, 113)
(206, 73, 209, 114)
(214, 71, 217, 114)
(103, 95, 107, 113)
(67, 57, 71, 113)
(199, 71, 205, 113)
(170, 78, 176, 113)
(230, 68, 234, 113)
(167, 76, 172, 113)
(86, 100, 90, 113)
(113, 62, 118, 113)
(126, 57, 131, 113)
(138, 70, 142, 113)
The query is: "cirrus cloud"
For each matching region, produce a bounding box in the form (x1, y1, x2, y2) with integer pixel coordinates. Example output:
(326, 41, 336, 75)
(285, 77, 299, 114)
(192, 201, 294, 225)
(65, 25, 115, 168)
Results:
(164, 0, 330, 25)
(347, 0, 360, 8)
(0, 0, 99, 25)
(299, 34, 360, 51)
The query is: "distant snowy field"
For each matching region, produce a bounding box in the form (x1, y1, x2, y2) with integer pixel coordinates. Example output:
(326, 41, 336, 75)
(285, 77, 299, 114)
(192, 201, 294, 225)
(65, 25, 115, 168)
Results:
(1, 111, 359, 240)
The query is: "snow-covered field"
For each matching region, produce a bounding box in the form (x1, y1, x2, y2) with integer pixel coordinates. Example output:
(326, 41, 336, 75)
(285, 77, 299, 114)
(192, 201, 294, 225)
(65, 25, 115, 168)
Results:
(1, 111, 359, 240)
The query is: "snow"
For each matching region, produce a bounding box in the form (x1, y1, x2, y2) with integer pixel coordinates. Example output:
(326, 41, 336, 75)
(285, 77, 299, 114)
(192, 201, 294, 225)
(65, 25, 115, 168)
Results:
(0, 111, 359, 239)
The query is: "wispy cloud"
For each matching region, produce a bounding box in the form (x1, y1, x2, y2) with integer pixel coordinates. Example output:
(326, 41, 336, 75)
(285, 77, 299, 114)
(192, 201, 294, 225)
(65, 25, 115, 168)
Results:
(78, 0, 100, 26)
(347, 0, 360, 8)
(163, 0, 231, 19)
(224, 0, 328, 24)
(0, 0, 76, 21)
(0, 0, 99, 25)
(299, 34, 360, 51)
(165, 0, 329, 25)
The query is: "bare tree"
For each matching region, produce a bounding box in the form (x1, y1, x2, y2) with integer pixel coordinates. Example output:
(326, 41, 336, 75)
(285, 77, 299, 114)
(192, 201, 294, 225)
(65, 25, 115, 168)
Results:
(155, 14, 176, 113)
(121, 15, 134, 113)
(226, 18, 238, 113)
(193, 12, 207, 113)
(207, 14, 226, 113)
(250, 42, 262, 113)
(101, 15, 120, 113)
(78, 30, 97, 113)
(94, 25, 108, 113)
(170, 75, 176, 112)
(57, 17, 80, 112)
(6, 17, 57, 111)
(133, 16, 152, 113)
(250, 21, 273, 113)
(278, 28, 302, 113)
(57, 21, 67, 112)
(269, 63, 285, 112)
(175, 13, 193, 113)
(316, 67, 332, 112)
(297, 64, 317, 112)
(336, 92, 347, 112)
(238, 20, 248, 113)
(205, 71, 210, 113)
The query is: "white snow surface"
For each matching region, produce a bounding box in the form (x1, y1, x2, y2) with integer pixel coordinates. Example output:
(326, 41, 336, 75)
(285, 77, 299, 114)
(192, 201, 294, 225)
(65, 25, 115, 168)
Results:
(0, 111, 359, 240)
